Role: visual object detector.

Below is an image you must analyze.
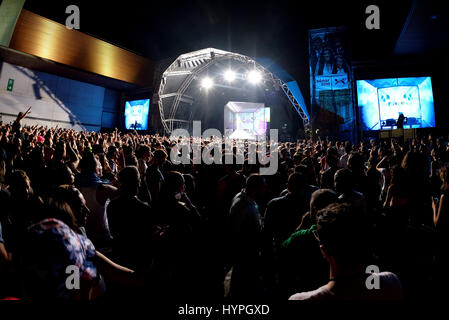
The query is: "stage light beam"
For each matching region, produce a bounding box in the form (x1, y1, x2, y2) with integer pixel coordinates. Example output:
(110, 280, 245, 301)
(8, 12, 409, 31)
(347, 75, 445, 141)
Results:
(248, 70, 262, 84)
(224, 70, 236, 82)
(201, 77, 213, 89)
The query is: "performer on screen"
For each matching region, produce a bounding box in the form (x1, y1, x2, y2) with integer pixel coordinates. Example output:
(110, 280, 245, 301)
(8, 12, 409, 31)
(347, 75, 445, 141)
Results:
(125, 104, 143, 129)
(396, 113, 407, 129)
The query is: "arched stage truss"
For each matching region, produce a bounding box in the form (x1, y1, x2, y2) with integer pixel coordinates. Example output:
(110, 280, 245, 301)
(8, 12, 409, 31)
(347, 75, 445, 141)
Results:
(157, 48, 310, 136)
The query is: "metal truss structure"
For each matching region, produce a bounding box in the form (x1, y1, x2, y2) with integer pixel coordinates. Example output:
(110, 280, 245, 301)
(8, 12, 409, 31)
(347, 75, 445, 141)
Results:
(157, 48, 310, 135)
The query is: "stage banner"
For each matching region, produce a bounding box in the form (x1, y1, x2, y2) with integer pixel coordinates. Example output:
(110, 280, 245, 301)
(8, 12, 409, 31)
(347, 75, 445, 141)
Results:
(309, 27, 354, 138)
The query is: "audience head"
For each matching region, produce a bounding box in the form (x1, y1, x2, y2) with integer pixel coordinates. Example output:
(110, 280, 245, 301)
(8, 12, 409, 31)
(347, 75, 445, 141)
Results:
(390, 165, 406, 187)
(55, 164, 75, 186)
(125, 155, 138, 167)
(107, 145, 119, 159)
(287, 172, 306, 195)
(325, 152, 338, 168)
(334, 168, 353, 194)
(8, 169, 33, 200)
(54, 185, 89, 227)
(41, 197, 78, 231)
(245, 173, 267, 199)
(347, 152, 365, 175)
(316, 203, 366, 266)
(344, 141, 352, 154)
(136, 144, 151, 160)
(118, 166, 140, 196)
(92, 144, 104, 155)
(310, 189, 338, 223)
(162, 171, 185, 198)
(79, 151, 101, 175)
(152, 149, 168, 166)
(16, 112, 24, 121)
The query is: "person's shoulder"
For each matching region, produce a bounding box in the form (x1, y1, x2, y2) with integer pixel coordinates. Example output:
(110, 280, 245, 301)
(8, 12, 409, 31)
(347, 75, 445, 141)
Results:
(378, 271, 401, 285)
(289, 292, 311, 300)
(296, 225, 315, 237)
(267, 194, 288, 206)
(281, 226, 315, 249)
(289, 285, 333, 301)
(230, 192, 256, 216)
(135, 197, 151, 208)
(230, 191, 245, 205)
(307, 184, 320, 193)
(373, 271, 404, 300)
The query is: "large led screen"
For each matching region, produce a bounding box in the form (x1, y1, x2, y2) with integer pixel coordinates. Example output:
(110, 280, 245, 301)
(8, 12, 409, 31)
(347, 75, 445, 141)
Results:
(357, 77, 435, 131)
(124, 99, 150, 130)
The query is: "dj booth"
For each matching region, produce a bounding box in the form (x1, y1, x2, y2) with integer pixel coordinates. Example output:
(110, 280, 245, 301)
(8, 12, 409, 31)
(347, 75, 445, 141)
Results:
(380, 117, 422, 130)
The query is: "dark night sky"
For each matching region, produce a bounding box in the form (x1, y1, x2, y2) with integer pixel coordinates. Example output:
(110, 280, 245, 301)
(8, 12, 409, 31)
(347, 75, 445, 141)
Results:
(24, 0, 413, 91)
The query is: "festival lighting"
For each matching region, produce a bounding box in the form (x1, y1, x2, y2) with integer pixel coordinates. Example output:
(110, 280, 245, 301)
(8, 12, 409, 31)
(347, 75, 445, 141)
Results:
(247, 70, 262, 84)
(224, 69, 236, 82)
(201, 77, 214, 89)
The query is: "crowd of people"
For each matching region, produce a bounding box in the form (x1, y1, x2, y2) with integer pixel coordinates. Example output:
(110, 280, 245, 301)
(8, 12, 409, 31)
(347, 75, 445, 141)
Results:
(0, 107, 448, 301)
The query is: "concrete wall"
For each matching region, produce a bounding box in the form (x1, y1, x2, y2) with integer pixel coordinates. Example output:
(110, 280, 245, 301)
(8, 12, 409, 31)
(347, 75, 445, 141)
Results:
(0, 61, 119, 131)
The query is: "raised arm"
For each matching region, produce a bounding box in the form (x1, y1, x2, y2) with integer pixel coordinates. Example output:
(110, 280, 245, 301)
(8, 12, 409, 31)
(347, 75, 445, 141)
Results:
(376, 156, 388, 173)
(433, 194, 445, 227)
(18, 106, 32, 121)
(66, 141, 79, 166)
(95, 251, 144, 287)
(24, 106, 32, 116)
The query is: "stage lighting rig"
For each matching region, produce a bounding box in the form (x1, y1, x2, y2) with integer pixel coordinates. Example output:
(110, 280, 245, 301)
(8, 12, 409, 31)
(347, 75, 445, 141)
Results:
(247, 70, 262, 84)
(201, 77, 214, 89)
(224, 70, 236, 82)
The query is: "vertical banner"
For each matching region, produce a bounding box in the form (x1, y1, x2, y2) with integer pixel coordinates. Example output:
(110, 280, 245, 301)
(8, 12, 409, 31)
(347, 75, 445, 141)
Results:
(309, 27, 354, 138)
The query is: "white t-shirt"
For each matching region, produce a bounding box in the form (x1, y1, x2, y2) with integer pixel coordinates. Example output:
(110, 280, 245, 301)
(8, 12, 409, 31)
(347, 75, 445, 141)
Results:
(339, 153, 349, 168)
(289, 272, 403, 301)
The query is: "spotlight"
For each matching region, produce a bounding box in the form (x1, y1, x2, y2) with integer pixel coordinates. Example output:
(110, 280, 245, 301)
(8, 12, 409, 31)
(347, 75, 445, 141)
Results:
(247, 70, 262, 84)
(224, 70, 236, 82)
(201, 77, 213, 89)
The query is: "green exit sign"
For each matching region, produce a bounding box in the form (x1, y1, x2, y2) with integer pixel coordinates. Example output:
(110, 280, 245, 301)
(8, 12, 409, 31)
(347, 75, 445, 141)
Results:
(7, 78, 14, 91)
